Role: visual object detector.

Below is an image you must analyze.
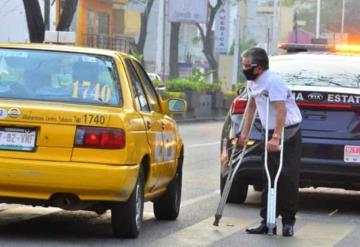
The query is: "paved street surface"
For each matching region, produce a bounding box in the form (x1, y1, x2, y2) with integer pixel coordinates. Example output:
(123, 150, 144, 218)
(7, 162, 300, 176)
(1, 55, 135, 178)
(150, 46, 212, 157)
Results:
(0, 121, 360, 246)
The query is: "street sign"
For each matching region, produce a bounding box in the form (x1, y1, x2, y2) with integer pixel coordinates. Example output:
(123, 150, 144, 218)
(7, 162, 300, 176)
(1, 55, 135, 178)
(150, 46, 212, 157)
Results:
(168, 0, 208, 23)
(215, 3, 230, 54)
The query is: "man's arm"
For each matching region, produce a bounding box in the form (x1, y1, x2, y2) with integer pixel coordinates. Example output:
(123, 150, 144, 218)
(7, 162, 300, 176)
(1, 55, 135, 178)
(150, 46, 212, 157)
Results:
(241, 97, 256, 137)
(268, 101, 286, 152)
(237, 97, 256, 146)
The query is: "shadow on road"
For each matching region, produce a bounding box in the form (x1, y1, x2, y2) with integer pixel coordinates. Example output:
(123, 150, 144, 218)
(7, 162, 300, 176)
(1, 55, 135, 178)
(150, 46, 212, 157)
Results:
(244, 187, 360, 216)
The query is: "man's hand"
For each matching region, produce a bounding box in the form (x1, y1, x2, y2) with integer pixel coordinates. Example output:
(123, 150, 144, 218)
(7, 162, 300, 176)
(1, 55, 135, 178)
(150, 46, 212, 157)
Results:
(237, 133, 248, 147)
(267, 137, 280, 152)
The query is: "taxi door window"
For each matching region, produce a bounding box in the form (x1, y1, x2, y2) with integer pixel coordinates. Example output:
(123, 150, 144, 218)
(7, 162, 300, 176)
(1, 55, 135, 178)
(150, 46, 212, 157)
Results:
(124, 59, 150, 112)
(132, 61, 161, 113)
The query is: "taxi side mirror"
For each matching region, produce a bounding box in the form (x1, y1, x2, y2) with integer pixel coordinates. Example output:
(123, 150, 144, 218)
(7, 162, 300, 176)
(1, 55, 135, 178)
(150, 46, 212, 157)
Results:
(168, 99, 187, 113)
(160, 99, 187, 115)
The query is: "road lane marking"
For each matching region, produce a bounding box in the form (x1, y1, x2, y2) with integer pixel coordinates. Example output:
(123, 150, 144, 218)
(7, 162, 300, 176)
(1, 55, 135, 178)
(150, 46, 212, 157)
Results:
(0, 206, 62, 225)
(278, 223, 354, 247)
(154, 216, 256, 247)
(328, 209, 339, 216)
(180, 190, 220, 208)
(187, 142, 220, 148)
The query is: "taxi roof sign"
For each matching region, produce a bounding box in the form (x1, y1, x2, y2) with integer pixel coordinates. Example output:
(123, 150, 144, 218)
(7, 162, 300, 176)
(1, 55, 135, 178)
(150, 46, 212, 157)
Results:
(44, 31, 76, 44)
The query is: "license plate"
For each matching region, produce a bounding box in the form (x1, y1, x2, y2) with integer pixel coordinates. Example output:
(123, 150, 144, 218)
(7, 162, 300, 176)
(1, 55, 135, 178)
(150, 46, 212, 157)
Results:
(0, 128, 36, 151)
(344, 145, 360, 163)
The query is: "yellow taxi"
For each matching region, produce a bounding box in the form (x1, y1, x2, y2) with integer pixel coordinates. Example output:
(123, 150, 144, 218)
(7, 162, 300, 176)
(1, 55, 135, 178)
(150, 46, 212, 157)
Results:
(0, 43, 186, 238)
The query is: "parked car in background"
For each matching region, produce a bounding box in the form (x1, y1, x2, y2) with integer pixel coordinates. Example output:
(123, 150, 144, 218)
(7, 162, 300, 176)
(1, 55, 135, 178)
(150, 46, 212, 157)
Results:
(220, 43, 360, 203)
(0, 43, 186, 238)
(147, 72, 166, 92)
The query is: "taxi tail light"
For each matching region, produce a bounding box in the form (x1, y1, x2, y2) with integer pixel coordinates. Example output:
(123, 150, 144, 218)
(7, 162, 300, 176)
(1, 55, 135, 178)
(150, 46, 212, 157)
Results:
(75, 127, 125, 149)
(231, 98, 248, 114)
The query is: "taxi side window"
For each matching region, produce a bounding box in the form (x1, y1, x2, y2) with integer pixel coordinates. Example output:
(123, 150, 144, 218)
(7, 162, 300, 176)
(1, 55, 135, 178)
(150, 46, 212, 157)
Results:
(125, 59, 150, 112)
(132, 61, 161, 113)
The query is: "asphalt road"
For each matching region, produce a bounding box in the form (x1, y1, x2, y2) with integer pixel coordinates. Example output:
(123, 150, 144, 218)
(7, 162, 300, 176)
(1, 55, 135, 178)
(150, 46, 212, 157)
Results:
(0, 121, 360, 246)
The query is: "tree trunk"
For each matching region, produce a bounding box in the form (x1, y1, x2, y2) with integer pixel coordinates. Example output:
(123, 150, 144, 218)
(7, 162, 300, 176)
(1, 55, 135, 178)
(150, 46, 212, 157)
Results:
(56, 0, 78, 31)
(195, 2, 223, 82)
(169, 22, 180, 79)
(22, 0, 45, 43)
(136, 0, 155, 54)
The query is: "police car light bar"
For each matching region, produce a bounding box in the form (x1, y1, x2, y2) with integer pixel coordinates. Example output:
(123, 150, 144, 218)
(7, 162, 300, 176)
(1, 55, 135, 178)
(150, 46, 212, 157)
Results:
(279, 43, 360, 54)
(278, 43, 334, 53)
(335, 44, 360, 54)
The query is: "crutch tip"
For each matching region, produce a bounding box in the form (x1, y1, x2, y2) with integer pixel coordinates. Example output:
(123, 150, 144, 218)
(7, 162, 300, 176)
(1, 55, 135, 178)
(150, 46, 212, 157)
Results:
(213, 215, 221, 226)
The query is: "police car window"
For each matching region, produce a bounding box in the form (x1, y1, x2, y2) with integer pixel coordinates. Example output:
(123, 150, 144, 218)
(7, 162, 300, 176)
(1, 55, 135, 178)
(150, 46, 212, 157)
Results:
(0, 48, 122, 106)
(131, 61, 161, 113)
(124, 59, 150, 112)
(271, 59, 360, 88)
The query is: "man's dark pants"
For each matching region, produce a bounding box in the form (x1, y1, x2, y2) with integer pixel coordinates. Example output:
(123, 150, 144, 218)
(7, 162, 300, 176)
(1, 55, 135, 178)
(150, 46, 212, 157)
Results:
(260, 129, 302, 226)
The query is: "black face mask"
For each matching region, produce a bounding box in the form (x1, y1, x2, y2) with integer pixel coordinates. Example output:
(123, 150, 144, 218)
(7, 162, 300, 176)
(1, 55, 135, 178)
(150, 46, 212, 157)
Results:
(242, 67, 258, 81)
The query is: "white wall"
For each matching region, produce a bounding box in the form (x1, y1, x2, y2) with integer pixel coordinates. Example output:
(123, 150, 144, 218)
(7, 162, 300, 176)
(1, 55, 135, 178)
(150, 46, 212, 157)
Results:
(0, 0, 57, 43)
(0, 0, 29, 42)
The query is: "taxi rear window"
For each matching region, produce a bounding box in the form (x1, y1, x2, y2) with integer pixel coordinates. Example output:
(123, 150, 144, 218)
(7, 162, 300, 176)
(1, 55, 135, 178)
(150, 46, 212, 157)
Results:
(0, 48, 122, 106)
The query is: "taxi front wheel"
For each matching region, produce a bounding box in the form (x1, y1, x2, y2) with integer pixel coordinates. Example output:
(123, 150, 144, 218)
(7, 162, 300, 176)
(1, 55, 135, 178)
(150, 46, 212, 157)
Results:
(153, 155, 183, 220)
(111, 168, 144, 238)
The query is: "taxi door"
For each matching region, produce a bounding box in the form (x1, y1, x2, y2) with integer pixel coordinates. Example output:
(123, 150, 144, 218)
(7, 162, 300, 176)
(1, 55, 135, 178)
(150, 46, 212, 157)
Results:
(124, 59, 164, 192)
(131, 61, 178, 188)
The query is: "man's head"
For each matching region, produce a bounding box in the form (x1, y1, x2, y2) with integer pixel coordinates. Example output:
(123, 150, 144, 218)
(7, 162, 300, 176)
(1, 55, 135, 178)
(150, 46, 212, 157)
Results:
(241, 47, 269, 81)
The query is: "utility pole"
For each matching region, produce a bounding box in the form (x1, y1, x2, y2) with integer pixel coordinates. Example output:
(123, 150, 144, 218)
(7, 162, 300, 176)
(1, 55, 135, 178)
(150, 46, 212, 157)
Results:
(316, 0, 321, 38)
(231, 0, 241, 86)
(341, 0, 345, 33)
(162, 0, 167, 80)
(156, 0, 166, 79)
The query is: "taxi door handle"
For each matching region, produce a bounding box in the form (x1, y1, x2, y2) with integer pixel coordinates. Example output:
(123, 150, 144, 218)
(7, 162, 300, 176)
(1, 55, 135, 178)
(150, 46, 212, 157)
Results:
(146, 121, 151, 130)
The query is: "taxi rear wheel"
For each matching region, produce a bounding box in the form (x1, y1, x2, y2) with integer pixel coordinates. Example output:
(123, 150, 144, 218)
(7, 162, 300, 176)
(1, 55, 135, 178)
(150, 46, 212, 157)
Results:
(153, 154, 183, 220)
(111, 168, 144, 238)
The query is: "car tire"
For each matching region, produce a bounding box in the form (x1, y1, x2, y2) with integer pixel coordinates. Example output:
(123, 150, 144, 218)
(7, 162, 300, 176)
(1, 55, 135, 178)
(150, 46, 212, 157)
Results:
(153, 154, 183, 220)
(220, 175, 248, 204)
(111, 168, 144, 238)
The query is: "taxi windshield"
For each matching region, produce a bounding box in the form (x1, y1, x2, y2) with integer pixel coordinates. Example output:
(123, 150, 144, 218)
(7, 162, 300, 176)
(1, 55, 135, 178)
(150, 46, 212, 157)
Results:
(271, 58, 360, 89)
(0, 48, 122, 106)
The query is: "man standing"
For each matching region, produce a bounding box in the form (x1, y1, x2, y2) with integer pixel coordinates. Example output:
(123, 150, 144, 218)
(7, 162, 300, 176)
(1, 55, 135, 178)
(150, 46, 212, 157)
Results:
(237, 48, 302, 237)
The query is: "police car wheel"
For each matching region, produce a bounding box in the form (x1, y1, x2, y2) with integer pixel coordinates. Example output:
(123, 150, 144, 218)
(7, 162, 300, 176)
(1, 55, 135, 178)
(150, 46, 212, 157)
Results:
(220, 175, 248, 204)
(153, 153, 183, 220)
(253, 184, 263, 192)
(111, 168, 144, 238)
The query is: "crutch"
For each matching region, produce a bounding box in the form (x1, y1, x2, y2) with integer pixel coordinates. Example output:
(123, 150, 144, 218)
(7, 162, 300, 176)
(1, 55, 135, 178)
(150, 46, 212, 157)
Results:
(213, 103, 259, 226)
(263, 91, 285, 234)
